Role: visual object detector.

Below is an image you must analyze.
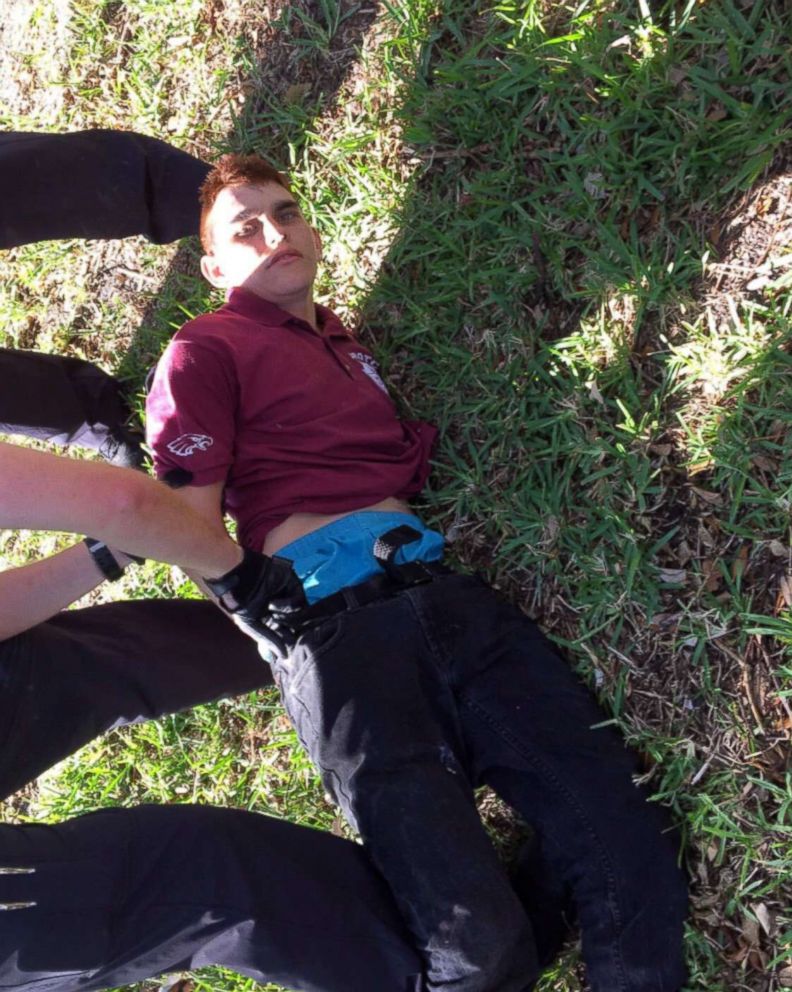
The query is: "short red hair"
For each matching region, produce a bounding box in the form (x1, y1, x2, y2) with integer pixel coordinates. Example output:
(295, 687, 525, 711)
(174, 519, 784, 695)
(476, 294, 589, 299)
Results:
(199, 153, 291, 252)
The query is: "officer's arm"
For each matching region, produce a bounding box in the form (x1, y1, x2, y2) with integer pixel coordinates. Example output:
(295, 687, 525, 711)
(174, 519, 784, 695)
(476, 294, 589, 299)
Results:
(0, 441, 242, 576)
(166, 482, 305, 633)
(0, 542, 124, 641)
(162, 480, 229, 601)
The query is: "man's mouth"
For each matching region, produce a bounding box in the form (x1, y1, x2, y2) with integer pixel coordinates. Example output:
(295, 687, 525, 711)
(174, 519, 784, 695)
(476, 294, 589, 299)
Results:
(266, 249, 302, 268)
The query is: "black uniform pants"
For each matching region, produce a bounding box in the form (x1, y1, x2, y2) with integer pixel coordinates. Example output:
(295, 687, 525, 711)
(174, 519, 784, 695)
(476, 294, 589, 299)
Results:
(0, 129, 208, 248)
(0, 128, 210, 459)
(0, 599, 267, 802)
(0, 348, 141, 460)
(274, 573, 688, 992)
(0, 805, 423, 992)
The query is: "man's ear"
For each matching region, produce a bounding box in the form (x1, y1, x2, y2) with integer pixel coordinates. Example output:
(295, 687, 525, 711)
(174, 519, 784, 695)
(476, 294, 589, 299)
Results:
(201, 254, 229, 288)
(312, 227, 322, 260)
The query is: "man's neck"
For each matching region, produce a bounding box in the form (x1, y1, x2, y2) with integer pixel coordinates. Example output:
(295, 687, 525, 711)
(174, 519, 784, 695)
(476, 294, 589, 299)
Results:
(239, 286, 317, 329)
(281, 298, 318, 329)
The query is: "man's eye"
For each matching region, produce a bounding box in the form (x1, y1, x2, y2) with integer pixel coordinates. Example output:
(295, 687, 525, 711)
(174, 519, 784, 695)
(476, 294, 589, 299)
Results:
(236, 225, 256, 239)
(279, 210, 300, 222)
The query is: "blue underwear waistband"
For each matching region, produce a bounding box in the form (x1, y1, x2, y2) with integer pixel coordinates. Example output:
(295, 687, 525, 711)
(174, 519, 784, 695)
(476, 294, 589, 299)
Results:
(276, 511, 445, 604)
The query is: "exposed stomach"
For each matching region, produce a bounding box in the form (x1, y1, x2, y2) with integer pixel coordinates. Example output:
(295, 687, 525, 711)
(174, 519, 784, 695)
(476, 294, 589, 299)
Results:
(262, 497, 414, 555)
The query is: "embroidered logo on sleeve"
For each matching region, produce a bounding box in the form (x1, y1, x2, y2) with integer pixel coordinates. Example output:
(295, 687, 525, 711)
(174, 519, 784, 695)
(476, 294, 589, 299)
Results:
(166, 433, 214, 457)
(350, 352, 389, 394)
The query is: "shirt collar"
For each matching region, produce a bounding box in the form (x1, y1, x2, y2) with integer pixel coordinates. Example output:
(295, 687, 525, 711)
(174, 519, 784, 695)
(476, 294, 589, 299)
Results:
(224, 287, 351, 338)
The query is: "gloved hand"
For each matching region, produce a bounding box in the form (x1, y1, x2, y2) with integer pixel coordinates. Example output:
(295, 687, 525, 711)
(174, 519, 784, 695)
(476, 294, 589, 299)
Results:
(204, 548, 306, 620)
(204, 549, 306, 662)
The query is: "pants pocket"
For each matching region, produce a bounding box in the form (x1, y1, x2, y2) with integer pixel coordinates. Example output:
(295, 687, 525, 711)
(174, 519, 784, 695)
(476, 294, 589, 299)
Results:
(272, 615, 346, 755)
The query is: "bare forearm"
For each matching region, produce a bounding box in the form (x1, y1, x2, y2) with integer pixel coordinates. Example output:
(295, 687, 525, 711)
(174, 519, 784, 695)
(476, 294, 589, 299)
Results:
(0, 543, 105, 641)
(0, 443, 241, 576)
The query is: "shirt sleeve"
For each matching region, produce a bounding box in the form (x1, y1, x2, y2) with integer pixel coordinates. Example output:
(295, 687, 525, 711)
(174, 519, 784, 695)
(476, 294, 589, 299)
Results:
(146, 334, 237, 487)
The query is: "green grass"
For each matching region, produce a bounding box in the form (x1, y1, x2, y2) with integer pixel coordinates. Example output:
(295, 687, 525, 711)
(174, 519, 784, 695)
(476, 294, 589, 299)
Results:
(1, 1, 791, 990)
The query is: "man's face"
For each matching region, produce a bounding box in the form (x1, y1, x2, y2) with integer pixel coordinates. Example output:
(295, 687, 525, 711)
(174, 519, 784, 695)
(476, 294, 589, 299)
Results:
(200, 182, 321, 306)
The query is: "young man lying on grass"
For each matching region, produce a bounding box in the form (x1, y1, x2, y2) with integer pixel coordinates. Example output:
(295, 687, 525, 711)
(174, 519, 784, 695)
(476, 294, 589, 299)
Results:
(146, 153, 690, 992)
(0, 440, 426, 992)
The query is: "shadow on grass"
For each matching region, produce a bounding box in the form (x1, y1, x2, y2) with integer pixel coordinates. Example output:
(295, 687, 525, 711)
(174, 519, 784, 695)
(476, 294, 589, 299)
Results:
(353, 0, 789, 623)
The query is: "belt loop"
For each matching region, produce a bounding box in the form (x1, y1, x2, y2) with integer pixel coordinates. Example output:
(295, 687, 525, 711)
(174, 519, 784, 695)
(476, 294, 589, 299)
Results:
(342, 586, 360, 610)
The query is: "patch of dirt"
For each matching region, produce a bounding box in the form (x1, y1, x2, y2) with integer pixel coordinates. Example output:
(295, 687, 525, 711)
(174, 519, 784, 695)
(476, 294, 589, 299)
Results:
(0, 0, 71, 125)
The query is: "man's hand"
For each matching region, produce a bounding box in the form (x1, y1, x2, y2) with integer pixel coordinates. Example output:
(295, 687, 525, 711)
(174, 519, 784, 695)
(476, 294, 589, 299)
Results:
(205, 548, 305, 619)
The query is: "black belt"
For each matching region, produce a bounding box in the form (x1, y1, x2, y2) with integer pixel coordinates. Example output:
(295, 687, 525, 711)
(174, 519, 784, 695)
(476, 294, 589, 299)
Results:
(267, 559, 453, 638)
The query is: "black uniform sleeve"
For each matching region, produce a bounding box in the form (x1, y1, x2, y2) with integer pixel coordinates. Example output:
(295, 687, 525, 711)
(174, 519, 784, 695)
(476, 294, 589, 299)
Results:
(0, 347, 144, 466)
(0, 129, 210, 247)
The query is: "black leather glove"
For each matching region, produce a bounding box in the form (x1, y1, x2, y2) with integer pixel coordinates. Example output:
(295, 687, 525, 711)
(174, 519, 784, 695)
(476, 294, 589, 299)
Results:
(204, 548, 306, 619)
(205, 549, 306, 662)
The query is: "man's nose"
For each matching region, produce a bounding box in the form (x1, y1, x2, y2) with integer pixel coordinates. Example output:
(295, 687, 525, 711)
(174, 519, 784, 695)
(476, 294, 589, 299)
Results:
(261, 216, 285, 247)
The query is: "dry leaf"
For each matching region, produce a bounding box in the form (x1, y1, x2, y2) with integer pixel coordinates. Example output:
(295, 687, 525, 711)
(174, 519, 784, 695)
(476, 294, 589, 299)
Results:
(751, 453, 778, 473)
(702, 559, 721, 592)
(753, 902, 773, 937)
(749, 948, 768, 970)
(778, 964, 792, 987)
(543, 516, 560, 544)
(691, 485, 722, 505)
(741, 915, 760, 947)
(584, 171, 607, 199)
(649, 612, 681, 630)
(778, 574, 792, 610)
(659, 568, 687, 584)
(769, 540, 788, 557)
(732, 545, 749, 582)
(587, 379, 604, 404)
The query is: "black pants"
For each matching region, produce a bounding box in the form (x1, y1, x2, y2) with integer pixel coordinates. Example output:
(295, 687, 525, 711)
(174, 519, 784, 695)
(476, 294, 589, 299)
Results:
(0, 599, 268, 802)
(274, 573, 689, 992)
(0, 805, 423, 992)
(0, 348, 142, 461)
(0, 129, 210, 459)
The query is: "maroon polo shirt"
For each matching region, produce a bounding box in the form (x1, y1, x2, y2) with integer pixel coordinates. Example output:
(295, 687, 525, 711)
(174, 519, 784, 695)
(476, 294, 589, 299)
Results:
(146, 287, 437, 549)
